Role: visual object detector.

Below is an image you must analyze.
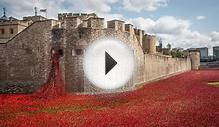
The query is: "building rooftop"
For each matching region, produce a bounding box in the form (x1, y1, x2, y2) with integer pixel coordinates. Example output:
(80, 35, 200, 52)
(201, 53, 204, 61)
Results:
(108, 19, 125, 23)
(196, 47, 208, 49)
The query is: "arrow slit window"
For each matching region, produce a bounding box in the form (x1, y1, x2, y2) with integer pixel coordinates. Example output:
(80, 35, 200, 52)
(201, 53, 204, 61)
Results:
(72, 49, 83, 56)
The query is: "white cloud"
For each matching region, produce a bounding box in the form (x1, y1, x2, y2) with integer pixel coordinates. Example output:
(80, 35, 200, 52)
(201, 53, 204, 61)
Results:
(99, 13, 123, 21)
(0, 0, 124, 29)
(123, 0, 169, 12)
(128, 16, 191, 35)
(127, 17, 155, 32)
(196, 16, 206, 20)
(98, 13, 124, 27)
(210, 32, 219, 42)
(128, 16, 214, 51)
(0, 0, 119, 19)
(154, 16, 191, 35)
(1, 0, 218, 54)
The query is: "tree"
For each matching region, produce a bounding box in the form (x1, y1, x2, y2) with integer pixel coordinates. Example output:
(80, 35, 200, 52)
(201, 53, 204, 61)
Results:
(171, 48, 184, 58)
(167, 43, 171, 50)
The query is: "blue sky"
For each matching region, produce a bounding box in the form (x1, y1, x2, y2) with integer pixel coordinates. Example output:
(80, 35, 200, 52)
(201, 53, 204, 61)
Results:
(0, 0, 219, 54)
(108, 0, 219, 33)
(119, 0, 219, 33)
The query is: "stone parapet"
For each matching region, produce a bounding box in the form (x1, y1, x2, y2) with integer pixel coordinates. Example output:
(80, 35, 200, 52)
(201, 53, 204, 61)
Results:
(107, 20, 125, 32)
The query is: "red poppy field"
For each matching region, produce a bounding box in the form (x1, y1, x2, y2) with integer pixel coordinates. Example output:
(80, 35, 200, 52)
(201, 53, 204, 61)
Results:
(0, 69, 219, 127)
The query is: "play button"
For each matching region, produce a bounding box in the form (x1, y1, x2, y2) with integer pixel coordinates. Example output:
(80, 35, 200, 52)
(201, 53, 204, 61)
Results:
(83, 37, 135, 90)
(105, 52, 117, 75)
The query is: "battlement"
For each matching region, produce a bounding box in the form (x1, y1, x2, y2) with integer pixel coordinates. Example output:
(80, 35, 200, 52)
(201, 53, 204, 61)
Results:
(133, 28, 144, 45)
(87, 17, 104, 29)
(59, 13, 150, 36)
(142, 34, 157, 54)
(134, 28, 144, 36)
(58, 13, 97, 21)
(107, 20, 125, 32)
(0, 20, 30, 27)
(58, 13, 159, 54)
(144, 34, 156, 38)
(23, 15, 47, 22)
(125, 24, 133, 31)
(64, 16, 81, 28)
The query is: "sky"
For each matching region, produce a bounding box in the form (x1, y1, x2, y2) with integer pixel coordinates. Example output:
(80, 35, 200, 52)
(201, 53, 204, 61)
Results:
(0, 0, 219, 54)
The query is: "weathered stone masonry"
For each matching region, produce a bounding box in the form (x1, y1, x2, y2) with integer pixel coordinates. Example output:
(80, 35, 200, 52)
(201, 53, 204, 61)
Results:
(0, 20, 59, 93)
(0, 13, 198, 93)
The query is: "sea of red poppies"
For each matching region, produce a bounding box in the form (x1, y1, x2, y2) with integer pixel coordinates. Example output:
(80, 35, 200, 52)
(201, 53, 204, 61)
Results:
(0, 51, 219, 127)
(0, 69, 218, 127)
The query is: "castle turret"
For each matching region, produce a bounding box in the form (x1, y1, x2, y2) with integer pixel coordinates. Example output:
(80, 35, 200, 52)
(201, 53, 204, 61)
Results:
(134, 29, 144, 44)
(107, 20, 125, 32)
(64, 17, 81, 28)
(58, 13, 67, 20)
(189, 50, 200, 70)
(142, 34, 156, 54)
(87, 17, 104, 29)
(125, 24, 134, 34)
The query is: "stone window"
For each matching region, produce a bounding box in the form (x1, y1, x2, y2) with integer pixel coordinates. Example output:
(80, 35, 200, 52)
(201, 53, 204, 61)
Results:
(79, 29, 85, 39)
(76, 49, 83, 55)
(30, 68, 34, 77)
(9, 68, 14, 77)
(10, 28, 14, 34)
(25, 48, 32, 54)
(72, 49, 83, 56)
(58, 49, 64, 57)
(1, 29, 5, 34)
(79, 33, 82, 39)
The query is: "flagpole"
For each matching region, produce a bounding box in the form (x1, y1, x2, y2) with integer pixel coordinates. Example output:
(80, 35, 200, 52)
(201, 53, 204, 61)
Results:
(33, 0, 39, 16)
(40, 9, 47, 18)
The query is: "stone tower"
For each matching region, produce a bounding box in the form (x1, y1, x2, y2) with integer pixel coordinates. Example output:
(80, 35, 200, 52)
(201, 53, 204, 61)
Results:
(189, 51, 200, 70)
(142, 34, 156, 54)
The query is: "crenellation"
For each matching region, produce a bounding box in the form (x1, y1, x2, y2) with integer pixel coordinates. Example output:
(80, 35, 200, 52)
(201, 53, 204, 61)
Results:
(134, 28, 139, 35)
(64, 17, 81, 29)
(125, 24, 134, 34)
(107, 20, 125, 32)
(81, 13, 87, 16)
(73, 13, 80, 16)
(143, 34, 156, 54)
(58, 13, 98, 21)
(87, 13, 97, 18)
(134, 29, 144, 45)
(87, 17, 104, 29)
(67, 13, 73, 17)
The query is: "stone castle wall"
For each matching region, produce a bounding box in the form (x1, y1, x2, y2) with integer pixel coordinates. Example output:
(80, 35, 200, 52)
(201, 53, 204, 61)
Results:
(0, 20, 55, 93)
(0, 13, 193, 93)
(61, 17, 191, 93)
(143, 55, 191, 83)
